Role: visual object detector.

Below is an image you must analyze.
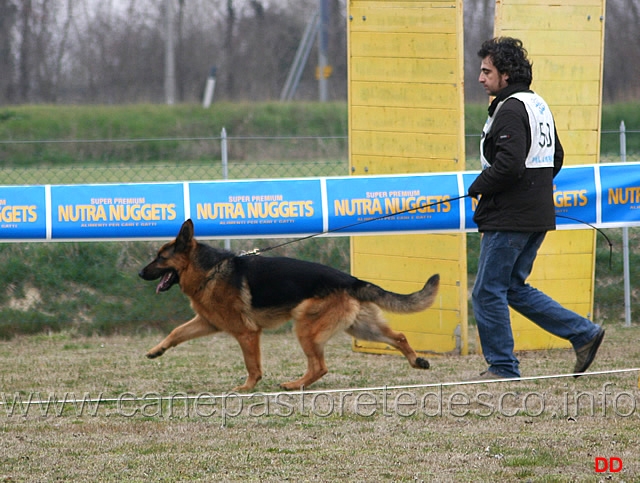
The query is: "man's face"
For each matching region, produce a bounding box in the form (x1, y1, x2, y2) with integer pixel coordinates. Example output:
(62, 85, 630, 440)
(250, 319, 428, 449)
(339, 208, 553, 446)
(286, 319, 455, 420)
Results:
(479, 56, 510, 96)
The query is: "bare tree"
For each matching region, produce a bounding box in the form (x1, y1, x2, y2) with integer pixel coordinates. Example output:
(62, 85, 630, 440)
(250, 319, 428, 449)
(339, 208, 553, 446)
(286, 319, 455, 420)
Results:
(18, 0, 32, 102)
(603, 0, 640, 101)
(1, 0, 638, 104)
(0, 0, 18, 102)
(224, 0, 237, 99)
(30, 0, 74, 102)
(463, 0, 494, 102)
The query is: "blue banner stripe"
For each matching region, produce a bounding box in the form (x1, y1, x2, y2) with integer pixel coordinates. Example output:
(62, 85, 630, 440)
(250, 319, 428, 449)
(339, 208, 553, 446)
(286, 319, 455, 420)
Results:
(1, 163, 639, 241)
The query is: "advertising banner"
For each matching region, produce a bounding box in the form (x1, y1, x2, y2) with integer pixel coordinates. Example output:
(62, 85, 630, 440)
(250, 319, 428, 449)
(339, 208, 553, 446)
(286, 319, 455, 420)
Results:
(0, 186, 46, 239)
(599, 164, 640, 226)
(50, 183, 184, 240)
(552, 166, 598, 227)
(326, 174, 461, 234)
(189, 179, 324, 238)
(2, 163, 640, 241)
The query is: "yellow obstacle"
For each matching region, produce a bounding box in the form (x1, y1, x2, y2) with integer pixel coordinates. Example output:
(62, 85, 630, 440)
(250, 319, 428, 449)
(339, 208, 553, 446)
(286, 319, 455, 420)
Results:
(347, 0, 468, 356)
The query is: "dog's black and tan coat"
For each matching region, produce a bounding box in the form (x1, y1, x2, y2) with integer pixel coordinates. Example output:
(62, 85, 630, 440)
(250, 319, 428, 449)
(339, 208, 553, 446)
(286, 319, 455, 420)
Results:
(140, 219, 440, 391)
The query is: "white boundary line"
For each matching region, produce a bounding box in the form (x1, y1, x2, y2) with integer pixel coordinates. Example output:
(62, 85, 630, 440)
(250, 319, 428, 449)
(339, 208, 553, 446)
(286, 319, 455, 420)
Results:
(1, 367, 638, 406)
(456, 172, 466, 231)
(594, 164, 603, 225)
(45, 184, 52, 240)
(183, 181, 191, 220)
(320, 177, 329, 233)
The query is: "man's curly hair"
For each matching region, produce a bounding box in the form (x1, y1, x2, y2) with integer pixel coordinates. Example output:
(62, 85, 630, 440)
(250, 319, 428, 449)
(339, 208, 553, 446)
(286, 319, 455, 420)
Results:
(477, 37, 532, 86)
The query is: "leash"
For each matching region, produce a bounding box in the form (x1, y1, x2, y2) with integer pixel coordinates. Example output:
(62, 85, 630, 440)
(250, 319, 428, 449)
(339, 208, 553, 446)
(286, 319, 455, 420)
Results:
(241, 194, 471, 256)
(555, 215, 614, 269)
(239, 195, 614, 268)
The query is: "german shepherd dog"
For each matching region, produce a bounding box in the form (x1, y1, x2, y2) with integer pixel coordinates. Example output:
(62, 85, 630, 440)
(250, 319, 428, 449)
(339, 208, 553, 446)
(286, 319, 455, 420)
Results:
(139, 219, 440, 391)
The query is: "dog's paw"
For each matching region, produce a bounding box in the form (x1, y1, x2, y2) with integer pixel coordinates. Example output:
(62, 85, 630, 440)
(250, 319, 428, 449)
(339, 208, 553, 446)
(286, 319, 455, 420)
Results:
(279, 382, 299, 391)
(146, 348, 166, 359)
(232, 384, 252, 392)
(232, 382, 259, 392)
(231, 375, 261, 392)
(415, 357, 430, 369)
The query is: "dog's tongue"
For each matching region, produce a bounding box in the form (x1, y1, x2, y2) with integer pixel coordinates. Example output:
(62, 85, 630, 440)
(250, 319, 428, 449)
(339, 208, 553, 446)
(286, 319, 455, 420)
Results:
(156, 272, 173, 294)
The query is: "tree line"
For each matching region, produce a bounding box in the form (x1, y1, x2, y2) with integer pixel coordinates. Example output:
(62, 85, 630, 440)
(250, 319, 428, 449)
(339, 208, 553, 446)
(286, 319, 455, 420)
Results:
(0, 0, 637, 106)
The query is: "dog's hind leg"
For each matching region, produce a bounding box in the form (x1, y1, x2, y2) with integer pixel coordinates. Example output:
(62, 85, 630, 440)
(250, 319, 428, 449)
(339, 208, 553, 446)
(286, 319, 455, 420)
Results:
(147, 314, 219, 359)
(280, 295, 358, 391)
(279, 330, 329, 391)
(232, 330, 263, 392)
(346, 303, 430, 370)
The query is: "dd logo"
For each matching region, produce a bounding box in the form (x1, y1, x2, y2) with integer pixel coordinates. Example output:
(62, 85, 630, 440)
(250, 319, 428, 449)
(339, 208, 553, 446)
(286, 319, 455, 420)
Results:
(595, 457, 623, 473)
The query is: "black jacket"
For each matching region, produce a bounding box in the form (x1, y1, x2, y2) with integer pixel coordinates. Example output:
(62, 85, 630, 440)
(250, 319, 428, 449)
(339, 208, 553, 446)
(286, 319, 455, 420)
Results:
(468, 83, 563, 232)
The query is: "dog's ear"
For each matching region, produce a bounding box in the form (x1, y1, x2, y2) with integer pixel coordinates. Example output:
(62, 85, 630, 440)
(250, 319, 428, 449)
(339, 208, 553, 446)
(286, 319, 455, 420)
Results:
(175, 219, 194, 252)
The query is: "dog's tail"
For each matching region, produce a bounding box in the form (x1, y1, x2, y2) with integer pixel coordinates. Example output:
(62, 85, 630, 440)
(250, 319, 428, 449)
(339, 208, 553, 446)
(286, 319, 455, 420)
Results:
(352, 274, 440, 313)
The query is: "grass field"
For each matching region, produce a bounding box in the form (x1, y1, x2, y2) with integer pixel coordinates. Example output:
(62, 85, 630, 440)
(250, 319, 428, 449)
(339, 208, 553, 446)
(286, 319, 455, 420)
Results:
(1, 323, 638, 481)
(1, 102, 639, 481)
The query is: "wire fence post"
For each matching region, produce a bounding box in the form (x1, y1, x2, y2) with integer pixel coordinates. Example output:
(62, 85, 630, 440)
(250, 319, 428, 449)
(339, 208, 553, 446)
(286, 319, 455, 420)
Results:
(620, 120, 631, 327)
(221, 127, 230, 250)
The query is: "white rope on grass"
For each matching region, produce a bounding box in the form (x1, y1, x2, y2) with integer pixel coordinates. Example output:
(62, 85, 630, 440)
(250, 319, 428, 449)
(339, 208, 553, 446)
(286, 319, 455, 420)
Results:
(1, 367, 638, 406)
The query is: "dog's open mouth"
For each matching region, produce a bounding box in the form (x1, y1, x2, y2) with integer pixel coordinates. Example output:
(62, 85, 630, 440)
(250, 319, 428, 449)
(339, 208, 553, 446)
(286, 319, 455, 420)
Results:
(156, 270, 178, 293)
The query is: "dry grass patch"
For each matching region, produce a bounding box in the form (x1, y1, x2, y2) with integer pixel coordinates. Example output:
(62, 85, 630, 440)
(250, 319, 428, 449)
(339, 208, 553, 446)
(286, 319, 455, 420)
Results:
(1, 324, 639, 481)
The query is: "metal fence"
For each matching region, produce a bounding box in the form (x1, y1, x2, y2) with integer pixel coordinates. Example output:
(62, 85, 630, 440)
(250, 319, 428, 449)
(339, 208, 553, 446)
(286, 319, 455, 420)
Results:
(602, 123, 640, 164)
(0, 127, 639, 336)
(2, 127, 639, 187)
(606, 122, 640, 327)
(0, 132, 350, 186)
(0, 132, 354, 337)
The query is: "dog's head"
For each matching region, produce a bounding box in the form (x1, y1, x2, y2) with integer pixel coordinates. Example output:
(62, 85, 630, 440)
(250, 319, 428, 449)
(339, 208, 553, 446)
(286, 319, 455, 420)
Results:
(139, 219, 196, 293)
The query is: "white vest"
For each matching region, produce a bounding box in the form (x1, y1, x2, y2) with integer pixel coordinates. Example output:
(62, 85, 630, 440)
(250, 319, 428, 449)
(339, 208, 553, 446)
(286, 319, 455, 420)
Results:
(480, 91, 556, 170)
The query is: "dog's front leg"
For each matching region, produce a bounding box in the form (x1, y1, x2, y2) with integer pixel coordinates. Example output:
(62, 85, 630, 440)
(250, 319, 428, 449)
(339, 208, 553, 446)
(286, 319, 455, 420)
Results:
(231, 331, 263, 392)
(147, 314, 218, 358)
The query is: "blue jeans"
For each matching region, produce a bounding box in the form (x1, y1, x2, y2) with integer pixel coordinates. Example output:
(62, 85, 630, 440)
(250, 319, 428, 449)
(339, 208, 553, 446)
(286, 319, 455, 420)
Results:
(472, 231, 601, 378)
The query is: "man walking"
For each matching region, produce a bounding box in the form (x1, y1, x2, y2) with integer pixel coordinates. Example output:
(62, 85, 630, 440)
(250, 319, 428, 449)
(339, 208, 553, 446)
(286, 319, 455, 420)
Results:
(468, 37, 605, 380)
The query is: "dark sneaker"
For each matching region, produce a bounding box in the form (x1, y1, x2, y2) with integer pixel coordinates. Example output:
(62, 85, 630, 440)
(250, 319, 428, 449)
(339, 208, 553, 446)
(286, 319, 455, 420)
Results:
(574, 328, 605, 377)
(473, 370, 508, 381)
